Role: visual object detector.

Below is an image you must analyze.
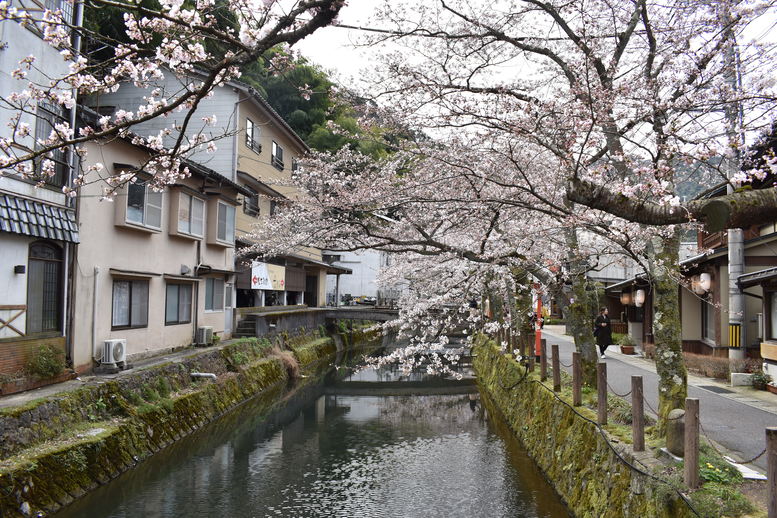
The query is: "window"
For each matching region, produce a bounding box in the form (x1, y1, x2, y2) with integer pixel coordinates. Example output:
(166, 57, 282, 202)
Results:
(243, 186, 260, 217)
(702, 298, 715, 342)
(291, 158, 299, 172)
(177, 192, 204, 236)
(34, 102, 68, 187)
(246, 118, 261, 153)
(112, 279, 149, 329)
(270, 200, 278, 216)
(271, 141, 284, 170)
(165, 283, 193, 325)
(27, 241, 62, 334)
(217, 202, 235, 243)
(205, 278, 224, 311)
(127, 181, 163, 229)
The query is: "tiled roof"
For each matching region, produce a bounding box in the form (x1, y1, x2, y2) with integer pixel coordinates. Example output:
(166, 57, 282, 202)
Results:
(0, 193, 79, 243)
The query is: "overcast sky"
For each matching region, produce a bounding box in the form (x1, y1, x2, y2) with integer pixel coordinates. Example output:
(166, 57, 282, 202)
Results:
(295, 2, 381, 84)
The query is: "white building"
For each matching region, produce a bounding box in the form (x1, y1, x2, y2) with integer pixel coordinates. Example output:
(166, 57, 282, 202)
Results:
(0, 0, 81, 384)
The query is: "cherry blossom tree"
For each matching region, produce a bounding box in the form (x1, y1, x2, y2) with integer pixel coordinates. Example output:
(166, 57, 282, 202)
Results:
(0, 0, 346, 192)
(252, 0, 777, 430)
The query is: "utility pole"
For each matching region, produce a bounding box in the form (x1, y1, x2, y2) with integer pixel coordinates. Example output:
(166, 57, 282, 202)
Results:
(722, 1, 745, 362)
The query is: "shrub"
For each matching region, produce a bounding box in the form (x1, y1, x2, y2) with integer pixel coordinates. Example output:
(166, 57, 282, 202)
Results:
(618, 334, 635, 347)
(683, 353, 730, 380)
(25, 344, 65, 379)
(268, 344, 300, 379)
(643, 343, 656, 360)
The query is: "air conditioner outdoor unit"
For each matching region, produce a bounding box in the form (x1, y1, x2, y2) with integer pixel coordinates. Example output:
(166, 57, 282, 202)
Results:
(196, 326, 214, 346)
(100, 339, 126, 367)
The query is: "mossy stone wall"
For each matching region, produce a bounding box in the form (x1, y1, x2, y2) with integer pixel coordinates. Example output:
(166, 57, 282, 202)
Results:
(0, 328, 380, 518)
(474, 338, 695, 518)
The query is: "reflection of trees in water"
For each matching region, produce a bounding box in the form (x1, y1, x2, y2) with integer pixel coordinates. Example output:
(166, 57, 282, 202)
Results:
(375, 395, 485, 435)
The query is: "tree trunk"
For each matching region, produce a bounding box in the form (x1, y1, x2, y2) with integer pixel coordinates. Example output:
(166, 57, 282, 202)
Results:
(649, 230, 688, 435)
(565, 228, 598, 386)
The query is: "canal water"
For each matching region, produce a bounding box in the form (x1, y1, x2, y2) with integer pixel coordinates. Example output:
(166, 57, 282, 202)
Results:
(56, 364, 569, 518)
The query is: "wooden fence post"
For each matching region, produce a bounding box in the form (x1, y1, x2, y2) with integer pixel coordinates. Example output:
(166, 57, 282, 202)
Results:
(632, 376, 644, 452)
(528, 349, 535, 372)
(552, 344, 561, 392)
(597, 361, 607, 425)
(684, 398, 700, 489)
(540, 340, 548, 381)
(767, 427, 777, 518)
(572, 351, 581, 406)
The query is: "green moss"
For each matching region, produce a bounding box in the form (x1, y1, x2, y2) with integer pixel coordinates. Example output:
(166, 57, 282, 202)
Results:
(474, 340, 696, 518)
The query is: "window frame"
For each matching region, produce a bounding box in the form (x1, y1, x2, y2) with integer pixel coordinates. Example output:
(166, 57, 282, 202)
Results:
(111, 278, 150, 330)
(177, 191, 205, 237)
(271, 141, 284, 170)
(34, 101, 69, 188)
(701, 297, 716, 344)
(216, 201, 236, 244)
(204, 277, 225, 312)
(165, 282, 193, 326)
(126, 180, 163, 231)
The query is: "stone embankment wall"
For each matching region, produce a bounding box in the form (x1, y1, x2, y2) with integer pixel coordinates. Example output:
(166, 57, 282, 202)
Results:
(474, 338, 695, 518)
(0, 327, 379, 517)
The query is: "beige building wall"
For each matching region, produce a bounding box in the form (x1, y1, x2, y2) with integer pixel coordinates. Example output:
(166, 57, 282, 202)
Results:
(234, 97, 328, 305)
(72, 139, 237, 371)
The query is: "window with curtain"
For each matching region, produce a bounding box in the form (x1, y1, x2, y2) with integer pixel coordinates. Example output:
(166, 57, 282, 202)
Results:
(165, 283, 193, 325)
(205, 278, 224, 311)
(177, 192, 204, 236)
(26, 241, 62, 334)
(127, 181, 163, 229)
(112, 279, 149, 328)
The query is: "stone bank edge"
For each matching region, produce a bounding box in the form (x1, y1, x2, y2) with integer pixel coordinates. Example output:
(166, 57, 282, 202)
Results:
(473, 337, 695, 518)
(0, 327, 381, 517)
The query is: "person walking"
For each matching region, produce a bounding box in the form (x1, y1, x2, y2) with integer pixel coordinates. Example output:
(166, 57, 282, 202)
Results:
(594, 307, 612, 358)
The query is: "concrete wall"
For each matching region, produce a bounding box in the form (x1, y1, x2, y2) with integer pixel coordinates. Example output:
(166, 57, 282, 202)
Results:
(72, 139, 237, 370)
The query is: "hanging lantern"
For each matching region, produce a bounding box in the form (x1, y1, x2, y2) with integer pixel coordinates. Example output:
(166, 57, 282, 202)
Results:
(634, 289, 646, 307)
(691, 275, 705, 295)
(620, 291, 631, 305)
(699, 272, 712, 293)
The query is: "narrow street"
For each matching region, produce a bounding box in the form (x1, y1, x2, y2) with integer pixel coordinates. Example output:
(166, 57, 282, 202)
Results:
(543, 327, 777, 471)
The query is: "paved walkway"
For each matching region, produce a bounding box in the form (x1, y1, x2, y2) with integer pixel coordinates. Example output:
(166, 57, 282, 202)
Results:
(542, 325, 777, 471)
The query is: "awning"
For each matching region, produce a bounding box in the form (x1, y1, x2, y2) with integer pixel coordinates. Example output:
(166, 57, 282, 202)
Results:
(0, 193, 79, 243)
(604, 275, 647, 293)
(739, 267, 777, 288)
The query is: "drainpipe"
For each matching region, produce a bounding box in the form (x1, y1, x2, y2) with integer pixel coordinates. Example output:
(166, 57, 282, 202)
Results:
(193, 241, 201, 343)
(92, 266, 99, 363)
(64, 0, 85, 370)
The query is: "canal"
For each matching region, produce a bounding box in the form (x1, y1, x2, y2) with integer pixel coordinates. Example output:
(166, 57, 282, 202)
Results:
(56, 362, 569, 517)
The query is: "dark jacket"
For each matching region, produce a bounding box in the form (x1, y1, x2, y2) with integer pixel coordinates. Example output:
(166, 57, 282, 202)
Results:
(594, 314, 612, 346)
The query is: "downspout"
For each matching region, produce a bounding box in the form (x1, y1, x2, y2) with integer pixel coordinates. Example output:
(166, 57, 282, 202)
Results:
(193, 240, 201, 343)
(92, 266, 99, 363)
(64, 0, 85, 369)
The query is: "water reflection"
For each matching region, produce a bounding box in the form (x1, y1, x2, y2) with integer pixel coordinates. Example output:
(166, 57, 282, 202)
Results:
(56, 369, 568, 518)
